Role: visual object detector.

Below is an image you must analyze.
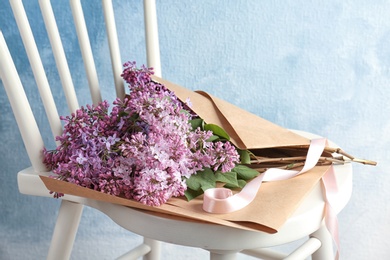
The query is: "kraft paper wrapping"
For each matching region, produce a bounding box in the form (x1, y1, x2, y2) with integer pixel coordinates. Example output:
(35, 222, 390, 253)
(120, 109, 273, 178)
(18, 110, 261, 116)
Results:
(151, 76, 310, 150)
(167, 165, 329, 233)
(40, 76, 329, 233)
(40, 165, 328, 233)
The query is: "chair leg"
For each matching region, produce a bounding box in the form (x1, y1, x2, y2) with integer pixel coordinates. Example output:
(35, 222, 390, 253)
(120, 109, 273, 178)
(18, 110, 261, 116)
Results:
(284, 237, 321, 260)
(209, 250, 238, 260)
(310, 224, 334, 260)
(47, 200, 83, 260)
(143, 237, 161, 260)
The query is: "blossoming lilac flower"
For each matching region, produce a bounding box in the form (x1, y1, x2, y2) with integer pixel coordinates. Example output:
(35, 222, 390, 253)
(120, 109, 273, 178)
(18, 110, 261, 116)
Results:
(43, 61, 241, 206)
(208, 141, 240, 173)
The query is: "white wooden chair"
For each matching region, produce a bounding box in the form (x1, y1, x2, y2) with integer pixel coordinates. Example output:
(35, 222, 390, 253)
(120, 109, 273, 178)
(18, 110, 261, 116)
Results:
(0, 0, 353, 259)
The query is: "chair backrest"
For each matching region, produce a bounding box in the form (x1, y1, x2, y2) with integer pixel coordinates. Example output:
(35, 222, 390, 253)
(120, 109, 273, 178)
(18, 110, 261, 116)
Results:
(0, 0, 161, 172)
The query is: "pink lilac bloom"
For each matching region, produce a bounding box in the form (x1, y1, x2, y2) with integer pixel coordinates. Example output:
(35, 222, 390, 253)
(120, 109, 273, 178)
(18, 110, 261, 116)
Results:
(43, 61, 240, 206)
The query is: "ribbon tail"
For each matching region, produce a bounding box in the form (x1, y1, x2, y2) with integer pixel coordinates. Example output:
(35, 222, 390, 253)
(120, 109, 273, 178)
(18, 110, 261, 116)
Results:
(322, 165, 340, 260)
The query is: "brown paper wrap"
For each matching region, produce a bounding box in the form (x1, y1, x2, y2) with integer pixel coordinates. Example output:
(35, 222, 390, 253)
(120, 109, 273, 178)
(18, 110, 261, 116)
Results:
(40, 76, 329, 233)
(152, 76, 310, 150)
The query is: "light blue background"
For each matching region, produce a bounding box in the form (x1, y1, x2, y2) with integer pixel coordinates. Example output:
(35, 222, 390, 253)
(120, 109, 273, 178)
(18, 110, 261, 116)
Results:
(0, 0, 388, 259)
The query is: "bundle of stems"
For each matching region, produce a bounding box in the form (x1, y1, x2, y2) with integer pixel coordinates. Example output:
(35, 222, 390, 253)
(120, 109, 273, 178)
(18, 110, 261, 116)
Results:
(249, 146, 377, 173)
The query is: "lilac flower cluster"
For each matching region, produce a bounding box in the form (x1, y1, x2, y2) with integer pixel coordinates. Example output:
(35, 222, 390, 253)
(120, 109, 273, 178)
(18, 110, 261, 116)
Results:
(43, 62, 240, 206)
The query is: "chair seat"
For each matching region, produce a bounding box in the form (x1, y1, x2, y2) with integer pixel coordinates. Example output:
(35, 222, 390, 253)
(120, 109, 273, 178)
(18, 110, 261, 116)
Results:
(17, 130, 352, 255)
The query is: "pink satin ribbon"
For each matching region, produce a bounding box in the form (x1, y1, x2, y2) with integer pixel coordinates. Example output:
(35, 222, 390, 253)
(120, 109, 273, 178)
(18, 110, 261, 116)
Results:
(203, 138, 340, 259)
(322, 164, 340, 260)
(203, 138, 327, 213)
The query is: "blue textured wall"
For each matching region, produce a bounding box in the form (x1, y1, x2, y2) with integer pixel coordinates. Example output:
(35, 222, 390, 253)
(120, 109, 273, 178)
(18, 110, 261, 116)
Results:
(0, 0, 389, 259)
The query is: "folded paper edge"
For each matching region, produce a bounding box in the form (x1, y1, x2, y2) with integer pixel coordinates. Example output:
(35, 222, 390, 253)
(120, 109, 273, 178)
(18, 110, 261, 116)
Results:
(151, 75, 310, 150)
(39, 175, 272, 233)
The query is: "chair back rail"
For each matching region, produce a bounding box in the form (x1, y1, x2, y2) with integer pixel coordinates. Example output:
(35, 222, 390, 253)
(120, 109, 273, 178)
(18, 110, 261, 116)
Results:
(144, 0, 162, 77)
(0, 32, 47, 172)
(5, 0, 161, 152)
(9, 0, 63, 140)
(69, 0, 102, 105)
(102, 0, 126, 100)
(40, 0, 81, 112)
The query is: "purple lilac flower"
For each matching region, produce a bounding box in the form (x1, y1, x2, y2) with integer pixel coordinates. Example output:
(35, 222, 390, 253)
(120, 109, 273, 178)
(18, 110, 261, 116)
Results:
(43, 61, 240, 206)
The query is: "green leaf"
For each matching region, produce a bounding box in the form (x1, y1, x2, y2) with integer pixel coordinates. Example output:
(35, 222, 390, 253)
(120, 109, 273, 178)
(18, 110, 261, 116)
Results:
(184, 168, 218, 201)
(189, 118, 204, 130)
(200, 182, 216, 192)
(238, 149, 251, 164)
(237, 179, 247, 188)
(184, 188, 204, 201)
(215, 171, 238, 187)
(185, 168, 216, 191)
(206, 135, 220, 142)
(233, 165, 259, 180)
(224, 179, 247, 189)
(204, 124, 230, 141)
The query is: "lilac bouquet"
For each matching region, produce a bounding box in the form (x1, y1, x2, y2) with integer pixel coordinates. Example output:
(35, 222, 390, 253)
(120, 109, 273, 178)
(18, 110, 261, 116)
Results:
(43, 62, 255, 206)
